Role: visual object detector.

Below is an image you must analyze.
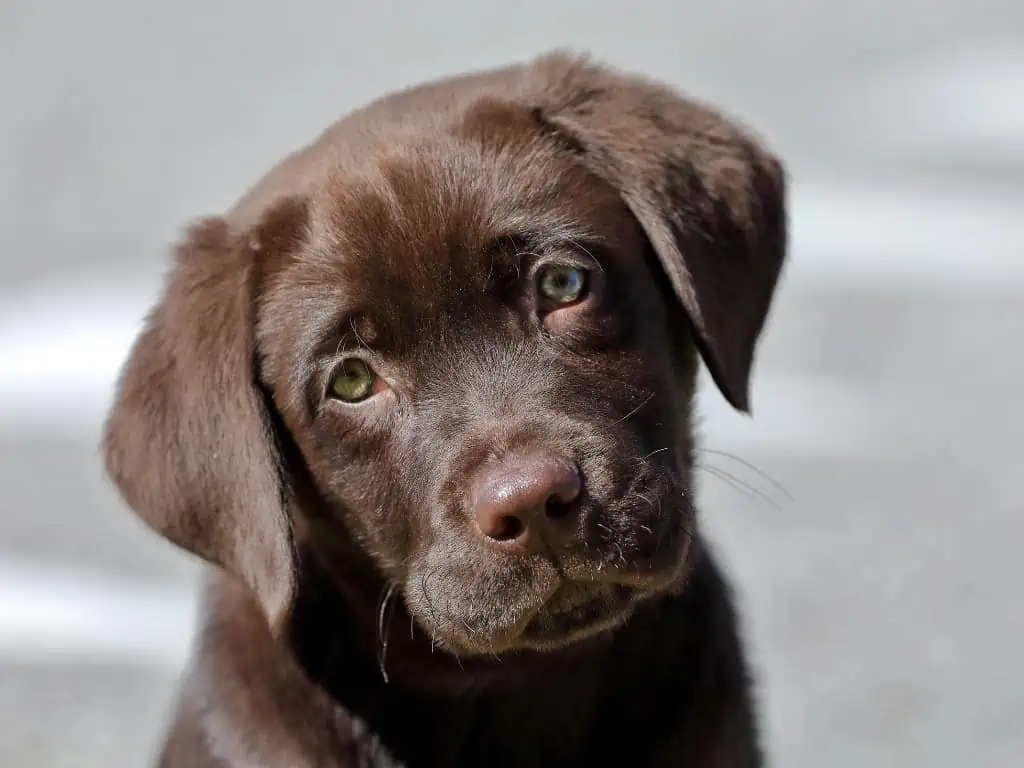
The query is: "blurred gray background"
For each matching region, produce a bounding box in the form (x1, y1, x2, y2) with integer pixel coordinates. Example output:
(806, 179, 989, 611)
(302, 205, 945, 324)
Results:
(1, 1, 1022, 766)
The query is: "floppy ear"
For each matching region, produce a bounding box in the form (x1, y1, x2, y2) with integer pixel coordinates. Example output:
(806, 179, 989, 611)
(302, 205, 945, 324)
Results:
(534, 55, 788, 412)
(103, 200, 307, 633)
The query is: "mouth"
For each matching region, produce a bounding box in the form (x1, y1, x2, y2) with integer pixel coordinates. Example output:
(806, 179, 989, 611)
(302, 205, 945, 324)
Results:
(519, 582, 638, 649)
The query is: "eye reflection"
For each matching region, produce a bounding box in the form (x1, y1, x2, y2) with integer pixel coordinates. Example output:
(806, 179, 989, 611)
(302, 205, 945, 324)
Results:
(538, 264, 587, 304)
(328, 358, 376, 402)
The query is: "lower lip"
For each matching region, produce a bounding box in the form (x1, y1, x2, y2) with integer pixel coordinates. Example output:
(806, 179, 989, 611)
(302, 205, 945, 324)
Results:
(523, 585, 635, 641)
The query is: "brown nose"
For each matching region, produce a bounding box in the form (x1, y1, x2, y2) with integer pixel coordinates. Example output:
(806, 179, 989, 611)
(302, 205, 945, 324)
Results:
(470, 454, 583, 551)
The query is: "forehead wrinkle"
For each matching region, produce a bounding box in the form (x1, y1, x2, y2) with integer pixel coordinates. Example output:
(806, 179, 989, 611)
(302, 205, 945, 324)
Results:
(321, 121, 610, 258)
(292, 124, 630, 363)
(332, 149, 499, 329)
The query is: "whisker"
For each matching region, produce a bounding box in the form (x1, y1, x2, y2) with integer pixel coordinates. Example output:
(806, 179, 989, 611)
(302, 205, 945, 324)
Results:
(635, 491, 656, 514)
(613, 393, 654, 425)
(349, 317, 371, 352)
(419, 572, 440, 654)
(457, 614, 479, 636)
(566, 236, 605, 272)
(513, 248, 545, 278)
(695, 464, 783, 512)
(695, 448, 793, 501)
(376, 583, 398, 684)
(641, 447, 670, 462)
(333, 331, 354, 357)
(442, 592, 466, 670)
(485, 248, 495, 289)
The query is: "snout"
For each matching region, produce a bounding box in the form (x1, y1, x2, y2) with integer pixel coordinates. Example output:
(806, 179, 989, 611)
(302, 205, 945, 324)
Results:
(401, 414, 694, 655)
(469, 453, 583, 554)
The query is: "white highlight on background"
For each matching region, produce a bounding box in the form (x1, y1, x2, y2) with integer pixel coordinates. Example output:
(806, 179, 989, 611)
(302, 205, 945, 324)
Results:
(0, 555, 198, 666)
(837, 41, 1024, 160)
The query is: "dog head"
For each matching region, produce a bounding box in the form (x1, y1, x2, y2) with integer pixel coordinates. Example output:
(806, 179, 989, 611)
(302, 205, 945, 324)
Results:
(104, 53, 786, 659)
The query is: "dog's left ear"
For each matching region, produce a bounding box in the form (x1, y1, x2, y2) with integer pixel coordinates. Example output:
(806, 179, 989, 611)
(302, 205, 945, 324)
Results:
(102, 198, 308, 634)
(534, 55, 788, 412)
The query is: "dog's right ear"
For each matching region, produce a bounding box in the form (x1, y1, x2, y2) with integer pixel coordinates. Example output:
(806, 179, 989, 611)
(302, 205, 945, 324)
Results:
(528, 53, 787, 413)
(102, 198, 308, 634)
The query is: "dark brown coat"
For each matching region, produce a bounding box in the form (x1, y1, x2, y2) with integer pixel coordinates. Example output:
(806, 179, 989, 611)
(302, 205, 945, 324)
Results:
(103, 51, 787, 767)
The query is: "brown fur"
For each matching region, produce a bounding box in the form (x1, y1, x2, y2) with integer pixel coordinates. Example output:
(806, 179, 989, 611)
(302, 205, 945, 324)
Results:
(103, 51, 787, 767)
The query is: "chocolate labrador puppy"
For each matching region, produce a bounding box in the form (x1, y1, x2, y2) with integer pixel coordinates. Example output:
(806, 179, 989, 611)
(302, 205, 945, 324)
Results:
(103, 51, 786, 767)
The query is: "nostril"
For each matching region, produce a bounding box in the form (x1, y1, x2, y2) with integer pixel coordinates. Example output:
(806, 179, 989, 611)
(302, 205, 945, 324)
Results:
(488, 514, 525, 542)
(544, 495, 575, 521)
(471, 454, 583, 547)
(544, 465, 582, 522)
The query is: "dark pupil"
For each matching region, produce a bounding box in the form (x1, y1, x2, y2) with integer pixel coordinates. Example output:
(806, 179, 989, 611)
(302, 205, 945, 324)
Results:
(546, 267, 581, 299)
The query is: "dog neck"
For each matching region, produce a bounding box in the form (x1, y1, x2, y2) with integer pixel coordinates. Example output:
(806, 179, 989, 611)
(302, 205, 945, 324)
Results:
(300, 537, 733, 761)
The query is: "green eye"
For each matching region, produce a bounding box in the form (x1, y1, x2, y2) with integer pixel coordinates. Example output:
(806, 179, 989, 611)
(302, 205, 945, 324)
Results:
(329, 358, 376, 402)
(538, 264, 587, 304)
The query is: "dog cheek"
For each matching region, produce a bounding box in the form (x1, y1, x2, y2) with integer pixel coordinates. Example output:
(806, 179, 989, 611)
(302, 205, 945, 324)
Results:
(400, 542, 469, 648)
(307, 454, 411, 577)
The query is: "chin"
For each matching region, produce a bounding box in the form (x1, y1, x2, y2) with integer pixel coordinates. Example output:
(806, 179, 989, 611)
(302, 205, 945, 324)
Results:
(426, 552, 694, 658)
(516, 582, 640, 651)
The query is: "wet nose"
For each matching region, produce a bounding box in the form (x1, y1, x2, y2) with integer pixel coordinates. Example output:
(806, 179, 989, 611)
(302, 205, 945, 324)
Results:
(470, 454, 583, 551)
